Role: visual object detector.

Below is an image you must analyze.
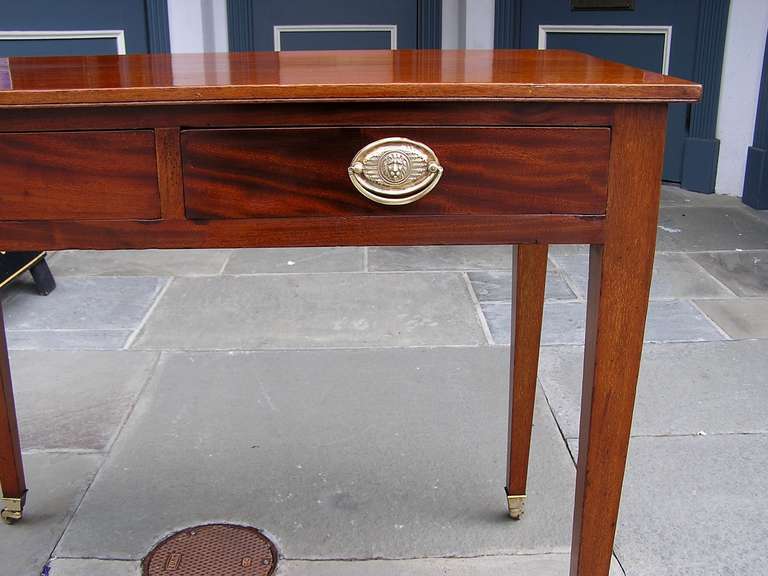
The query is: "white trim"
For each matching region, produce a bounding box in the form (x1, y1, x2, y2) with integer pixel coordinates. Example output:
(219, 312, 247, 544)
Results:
(0, 30, 126, 55)
(538, 25, 672, 75)
(273, 24, 397, 52)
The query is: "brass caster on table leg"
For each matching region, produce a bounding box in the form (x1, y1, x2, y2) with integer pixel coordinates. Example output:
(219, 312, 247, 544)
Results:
(505, 489, 525, 520)
(1, 491, 27, 524)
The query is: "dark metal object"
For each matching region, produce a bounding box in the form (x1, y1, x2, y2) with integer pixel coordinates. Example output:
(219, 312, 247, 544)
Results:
(143, 524, 277, 576)
(571, 0, 634, 9)
(0, 252, 56, 295)
(29, 258, 56, 295)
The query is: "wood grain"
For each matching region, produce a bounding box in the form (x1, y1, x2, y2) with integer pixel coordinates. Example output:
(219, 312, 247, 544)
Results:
(0, 214, 604, 251)
(0, 130, 160, 221)
(0, 102, 614, 133)
(155, 127, 185, 220)
(506, 244, 548, 504)
(182, 127, 610, 219)
(0, 50, 701, 106)
(0, 301, 25, 501)
(571, 104, 668, 576)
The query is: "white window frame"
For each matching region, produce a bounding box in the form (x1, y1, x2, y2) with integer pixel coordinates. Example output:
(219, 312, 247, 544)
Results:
(0, 30, 127, 55)
(538, 25, 672, 75)
(273, 24, 397, 52)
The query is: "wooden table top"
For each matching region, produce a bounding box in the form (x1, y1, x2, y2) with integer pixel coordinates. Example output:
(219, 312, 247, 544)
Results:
(0, 49, 701, 106)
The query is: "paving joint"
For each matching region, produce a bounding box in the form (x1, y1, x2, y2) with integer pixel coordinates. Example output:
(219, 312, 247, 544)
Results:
(461, 271, 495, 346)
(123, 277, 173, 349)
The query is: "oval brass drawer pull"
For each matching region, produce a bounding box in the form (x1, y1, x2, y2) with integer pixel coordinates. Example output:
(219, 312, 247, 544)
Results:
(348, 137, 443, 205)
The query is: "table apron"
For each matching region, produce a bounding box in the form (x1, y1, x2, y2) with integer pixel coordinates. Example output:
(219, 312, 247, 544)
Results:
(0, 215, 604, 251)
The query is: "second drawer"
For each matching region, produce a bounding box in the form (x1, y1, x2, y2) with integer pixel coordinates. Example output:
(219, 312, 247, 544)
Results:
(182, 127, 610, 219)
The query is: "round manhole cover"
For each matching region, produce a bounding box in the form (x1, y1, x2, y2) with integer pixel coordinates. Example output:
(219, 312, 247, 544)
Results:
(143, 524, 277, 576)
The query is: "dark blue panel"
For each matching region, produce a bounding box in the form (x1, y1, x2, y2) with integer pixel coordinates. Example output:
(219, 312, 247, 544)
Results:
(546, 32, 664, 73)
(146, 0, 171, 53)
(281, 31, 392, 51)
(519, 0, 699, 78)
(743, 23, 768, 208)
(743, 147, 768, 209)
(681, 137, 720, 193)
(417, 0, 442, 48)
(0, 0, 150, 54)
(0, 38, 119, 57)
(516, 0, 701, 182)
(250, 1, 418, 51)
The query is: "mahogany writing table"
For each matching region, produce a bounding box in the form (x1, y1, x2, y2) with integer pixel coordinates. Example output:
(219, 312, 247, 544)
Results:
(0, 50, 700, 575)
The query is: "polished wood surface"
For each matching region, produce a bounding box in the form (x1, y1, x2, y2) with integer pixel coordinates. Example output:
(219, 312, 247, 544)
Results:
(0, 50, 701, 105)
(182, 127, 610, 219)
(506, 244, 548, 510)
(0, 101, 615, 132)
(0, 215, 604, 252)
(0, 131, 159, 221)
(0, 301, 25, 503)
(0, 50, 700, 576)
(571, 104, 667, 575)
(0, 101, 610, 251)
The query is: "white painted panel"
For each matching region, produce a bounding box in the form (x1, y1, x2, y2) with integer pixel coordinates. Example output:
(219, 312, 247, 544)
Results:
(168, 0, 204, 53)
(442, 0, 461, 49)
(442, 0, 494, 49)
(168, 0, 227, 53)
(716, 0, 768, 196)
(464, 0, 495, 49)
(210, 0, 229, 52)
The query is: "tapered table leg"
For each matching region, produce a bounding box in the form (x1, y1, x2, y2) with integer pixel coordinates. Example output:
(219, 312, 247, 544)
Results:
(505, 243, 548, 519)
(0, 300, 26, 523)
(570, 104, 667, 575)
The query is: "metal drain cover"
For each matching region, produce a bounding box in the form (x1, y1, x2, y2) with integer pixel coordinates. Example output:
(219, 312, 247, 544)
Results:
(143, 524, 277, 576)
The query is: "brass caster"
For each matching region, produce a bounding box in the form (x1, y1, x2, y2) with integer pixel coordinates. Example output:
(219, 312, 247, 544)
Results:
(1, 492, 26, 525)
(505, 490, 526, 520)
(1, 508, 22, 524)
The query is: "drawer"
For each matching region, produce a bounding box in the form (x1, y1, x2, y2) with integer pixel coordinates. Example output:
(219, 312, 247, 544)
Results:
(0, 130, 159, 221)
(182, 127, 610, 219)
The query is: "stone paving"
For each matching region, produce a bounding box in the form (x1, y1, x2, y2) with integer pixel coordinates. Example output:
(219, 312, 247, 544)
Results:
(1, 186, 767, 576)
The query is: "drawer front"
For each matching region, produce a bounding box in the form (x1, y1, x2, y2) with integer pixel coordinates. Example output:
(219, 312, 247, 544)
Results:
(0, 130, 159, 221)
(182, 127, 610, 219)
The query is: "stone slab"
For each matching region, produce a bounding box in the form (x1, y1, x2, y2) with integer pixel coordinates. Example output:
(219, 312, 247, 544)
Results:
(6, 329, 132, 351)
(660, 185, 743, 208)
(48, 555, 625, 576)
(56, 348, 576, 560)
(539, 340, 768, 439)
(368, 246, 513, 271)
(694, 298, 768, 339)
(224, 248, 364, 274)
(482, 300, 725, 346)
(133, 273, 485, 349)
(278, 554, 623, 575)
(656, 207, 768, 252)
(3, 277, 166, 332)
(468, 270, 575, 302)
(690, 250, 768, 296)
(615, 435, 768, 576)
(50, 250, 231, 277)
(49, 558, 140, 576)
(0, 453, 101, 576)
(551, 253, 734, 300)
(11, 351, 158, 451)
